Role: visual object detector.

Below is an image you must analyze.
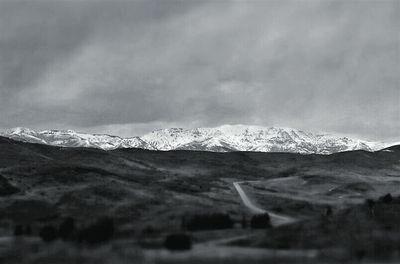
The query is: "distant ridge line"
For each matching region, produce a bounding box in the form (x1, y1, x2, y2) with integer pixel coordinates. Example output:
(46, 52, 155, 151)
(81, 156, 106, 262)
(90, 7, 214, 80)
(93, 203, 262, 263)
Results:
(0, 125, 392, 154)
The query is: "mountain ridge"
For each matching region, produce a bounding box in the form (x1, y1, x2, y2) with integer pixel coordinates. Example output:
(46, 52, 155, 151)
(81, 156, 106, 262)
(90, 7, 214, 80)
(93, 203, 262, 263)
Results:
(0, 125, 390, 154)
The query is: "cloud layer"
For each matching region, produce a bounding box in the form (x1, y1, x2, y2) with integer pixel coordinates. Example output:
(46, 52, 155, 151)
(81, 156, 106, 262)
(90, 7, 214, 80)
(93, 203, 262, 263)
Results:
(0, 0, 399, 140)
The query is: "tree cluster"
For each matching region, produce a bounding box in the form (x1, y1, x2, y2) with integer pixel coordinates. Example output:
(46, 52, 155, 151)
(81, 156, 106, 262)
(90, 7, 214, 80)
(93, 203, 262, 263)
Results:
(184, 213, 234, 231)
(250, 213, 271, 229)
(14, 216, 115, 245)
(164, 233, 192, 250)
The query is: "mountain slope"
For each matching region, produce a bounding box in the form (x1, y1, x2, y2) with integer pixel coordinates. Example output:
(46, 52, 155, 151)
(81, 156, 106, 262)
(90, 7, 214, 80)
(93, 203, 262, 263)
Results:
(0, 125, 388, 154)
(141, 125, 386, 154)
(0, 127, 154, 150)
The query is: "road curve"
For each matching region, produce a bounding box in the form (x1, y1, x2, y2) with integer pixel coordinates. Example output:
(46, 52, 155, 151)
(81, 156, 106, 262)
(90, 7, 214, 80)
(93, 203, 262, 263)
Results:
(233, 181, 296, 226)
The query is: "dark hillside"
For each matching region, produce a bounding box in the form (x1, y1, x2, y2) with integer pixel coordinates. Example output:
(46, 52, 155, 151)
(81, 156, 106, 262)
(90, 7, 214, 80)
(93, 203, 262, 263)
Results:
(0, 137, 400, 263)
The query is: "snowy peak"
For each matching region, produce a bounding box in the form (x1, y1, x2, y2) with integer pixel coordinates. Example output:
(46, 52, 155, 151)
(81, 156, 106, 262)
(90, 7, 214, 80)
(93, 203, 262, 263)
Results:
(0, 127, 154, 151)
(2, 127, 48, 145)
(0, 125, 389, 154)
(140, 125, 385, 154)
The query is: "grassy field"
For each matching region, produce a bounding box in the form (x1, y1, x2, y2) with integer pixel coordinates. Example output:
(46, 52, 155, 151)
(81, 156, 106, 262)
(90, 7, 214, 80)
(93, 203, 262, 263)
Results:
(0, 136, 400, 263)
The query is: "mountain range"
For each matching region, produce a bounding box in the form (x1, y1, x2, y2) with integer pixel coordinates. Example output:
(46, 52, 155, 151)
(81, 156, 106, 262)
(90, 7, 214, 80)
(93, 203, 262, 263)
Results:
(0, 125, 390, 154)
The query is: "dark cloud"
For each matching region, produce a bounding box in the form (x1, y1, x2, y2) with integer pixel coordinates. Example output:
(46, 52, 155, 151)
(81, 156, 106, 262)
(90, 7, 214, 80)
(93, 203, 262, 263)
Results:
(0, 0, 399, 141)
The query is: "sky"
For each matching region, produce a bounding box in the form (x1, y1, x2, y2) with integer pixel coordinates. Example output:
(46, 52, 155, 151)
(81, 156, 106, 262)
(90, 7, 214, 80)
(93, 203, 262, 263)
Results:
(0, 0, 399, 141)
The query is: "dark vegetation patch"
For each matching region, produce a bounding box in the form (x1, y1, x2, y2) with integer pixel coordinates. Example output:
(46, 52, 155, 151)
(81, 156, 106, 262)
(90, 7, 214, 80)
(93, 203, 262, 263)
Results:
(58, 217, 75, 240)
(276, 167, 299, 178)
(183, 213, 234, 231)
(239, 194, 400, 261)
(39, 225, 58, 242)
(78, 217, 114, 244)
(164, 233, 192, 250)
(1, 199, 56, 223)
(13, 216, 115, 245)
(250, 213, 272, 229)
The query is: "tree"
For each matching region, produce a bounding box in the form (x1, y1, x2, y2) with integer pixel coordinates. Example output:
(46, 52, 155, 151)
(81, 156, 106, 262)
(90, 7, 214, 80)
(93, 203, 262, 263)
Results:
(181, 216, 187, 231)
(241, 215, 247, 229)
(185, 213, 234, 231)
(14, 225, 23, 236)
(366, 199, 375, 217)
(380, 193, 393, 204)
(325, 206, 333, 217)
(78, 217, 114, 244)
(59, 217, 75, 240)
(24, 224, 32, 236)
(39, 225, 58, 242)
(251, 213, 271, 229)
(164, 233, 192, 251)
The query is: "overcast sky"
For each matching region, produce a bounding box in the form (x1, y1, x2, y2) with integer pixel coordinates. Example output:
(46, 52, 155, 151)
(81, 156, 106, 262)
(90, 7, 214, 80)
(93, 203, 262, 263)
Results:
(0, 0, 398, 141)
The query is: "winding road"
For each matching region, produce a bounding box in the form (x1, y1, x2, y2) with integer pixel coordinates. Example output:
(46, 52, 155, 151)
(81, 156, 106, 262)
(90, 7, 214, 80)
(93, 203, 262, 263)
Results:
(233, 181, 296, 226)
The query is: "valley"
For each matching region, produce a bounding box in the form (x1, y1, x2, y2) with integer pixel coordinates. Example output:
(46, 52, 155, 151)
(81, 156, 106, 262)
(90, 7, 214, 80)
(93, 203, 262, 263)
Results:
(0, 136, 400, 263)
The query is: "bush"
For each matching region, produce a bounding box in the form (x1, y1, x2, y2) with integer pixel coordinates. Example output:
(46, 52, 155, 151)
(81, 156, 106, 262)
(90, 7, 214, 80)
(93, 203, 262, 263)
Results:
(24, 224, 32, 235)
(365, 199, 376, 217)
(366, 199, 375, 208)
(380, 193, 393, 204)
(241, 216, 247, 229)
(164, 233, 192, 251)
(14, 225, 23, 236)
(59, 217, 75, 240)
(141, 225, 159, 236)
(277, 167, 298, 178)
(39, 225, 58, 242)
(251, 213, 271, 229)
(185, 213, 234, 231)
(78, 217, 114, 244)
(325, 206, 333, 217)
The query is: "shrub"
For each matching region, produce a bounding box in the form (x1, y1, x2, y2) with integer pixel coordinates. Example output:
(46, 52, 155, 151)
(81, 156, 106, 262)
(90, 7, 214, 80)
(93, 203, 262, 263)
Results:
(251, 213, 271, 229)
(78, 217, 114, 244)
(380, 193, 393, 204)
(180, 216, 187, 231)
(325, 206, 333, 217)
(277, 167, 298, 178)
(164, 233, 192, 251)
(366, 199, 375, 208)
(185, 213, 234, 231)
(39, 225, 58, 242)
(365, 199, 376, 217)
(14, 225, 23, 236)
(24, 224, 32, 235)
(59, 217, 75, 240)
(241, 216, 247, 229)
(355, 249, 366, 261)
(141, 225, 160, 236)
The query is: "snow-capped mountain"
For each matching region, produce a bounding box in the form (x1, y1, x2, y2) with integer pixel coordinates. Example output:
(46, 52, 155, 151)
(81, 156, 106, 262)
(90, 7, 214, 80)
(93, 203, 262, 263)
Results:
(0, 125, 388, 154)
(0, 127, 153, 150)
(141, 125, 386, 154)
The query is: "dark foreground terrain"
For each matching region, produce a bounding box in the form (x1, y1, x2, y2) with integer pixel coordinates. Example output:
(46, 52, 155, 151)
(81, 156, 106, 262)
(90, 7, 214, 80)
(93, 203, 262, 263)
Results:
(0, 136, 400, 263)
